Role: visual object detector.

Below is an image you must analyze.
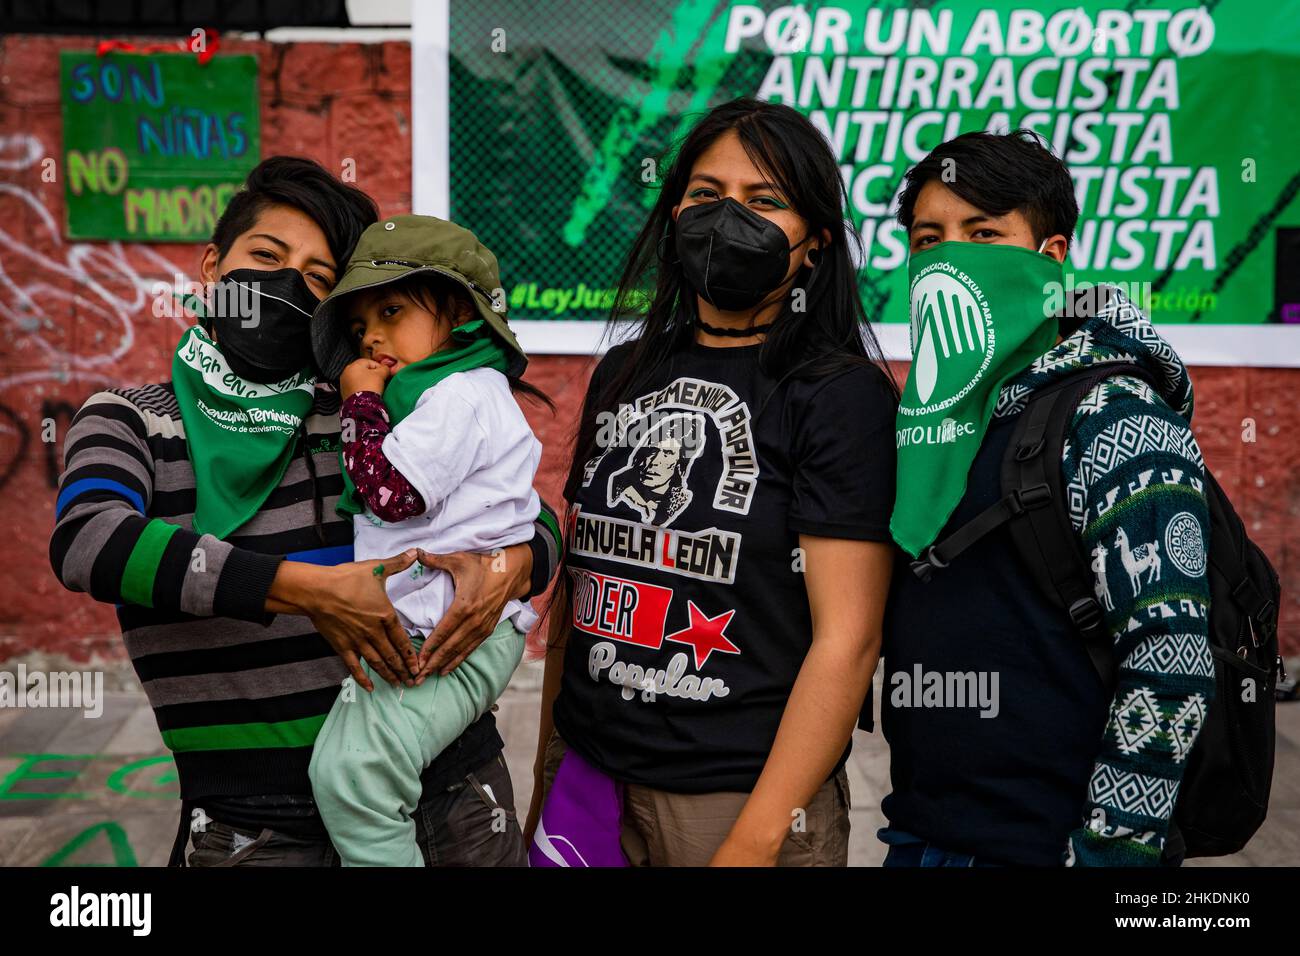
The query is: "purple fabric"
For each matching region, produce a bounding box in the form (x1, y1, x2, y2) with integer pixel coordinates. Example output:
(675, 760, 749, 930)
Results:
(528, 747, 629, 867)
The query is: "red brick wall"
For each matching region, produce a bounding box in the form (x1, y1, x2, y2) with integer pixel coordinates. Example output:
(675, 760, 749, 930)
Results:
(1, 36, 1295, 661)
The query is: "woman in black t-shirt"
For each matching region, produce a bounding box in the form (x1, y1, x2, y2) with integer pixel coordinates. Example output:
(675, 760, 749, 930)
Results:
(527, 98, 898, 866)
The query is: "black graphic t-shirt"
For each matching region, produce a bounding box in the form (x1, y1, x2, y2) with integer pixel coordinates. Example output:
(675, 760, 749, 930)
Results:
(552, 338, 897, 793)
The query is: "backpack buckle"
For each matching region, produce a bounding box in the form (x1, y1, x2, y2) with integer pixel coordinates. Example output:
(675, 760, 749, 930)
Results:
(1015, 438, 1045, 461)
(1231, 577, 1278, 636)
(1013, 483, 1051, 512)
(910, 547, 948, 583)
(1068, 597, 1105, 634)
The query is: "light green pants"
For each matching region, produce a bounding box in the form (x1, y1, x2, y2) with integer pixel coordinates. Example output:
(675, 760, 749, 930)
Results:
(308, 618, 525, 867)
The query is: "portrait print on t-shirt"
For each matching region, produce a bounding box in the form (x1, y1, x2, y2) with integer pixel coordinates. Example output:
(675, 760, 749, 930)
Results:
(605, 410, 705, 527)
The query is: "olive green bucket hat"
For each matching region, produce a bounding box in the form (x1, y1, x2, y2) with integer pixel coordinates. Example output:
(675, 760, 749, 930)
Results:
(311, 213, 527, 380)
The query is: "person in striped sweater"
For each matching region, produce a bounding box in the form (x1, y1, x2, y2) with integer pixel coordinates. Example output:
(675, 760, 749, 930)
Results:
(49, 157, 563, 867)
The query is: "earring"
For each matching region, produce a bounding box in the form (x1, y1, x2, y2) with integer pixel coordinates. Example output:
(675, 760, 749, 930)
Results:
(656, 231, 679, 265)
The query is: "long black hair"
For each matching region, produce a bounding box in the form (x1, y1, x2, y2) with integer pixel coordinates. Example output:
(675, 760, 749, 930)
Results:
(562, 96, 895, 503)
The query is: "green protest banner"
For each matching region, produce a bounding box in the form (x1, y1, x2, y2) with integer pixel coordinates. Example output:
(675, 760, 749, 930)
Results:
(423, 0, 1300, 361)
(60, 51, 260, 242)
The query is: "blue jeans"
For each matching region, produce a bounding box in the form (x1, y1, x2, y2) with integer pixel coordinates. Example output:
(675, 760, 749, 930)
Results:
(879, 827, 1002, 867)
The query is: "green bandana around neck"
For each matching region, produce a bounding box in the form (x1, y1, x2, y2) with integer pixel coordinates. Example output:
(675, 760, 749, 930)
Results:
(336, 319, 512, 517)
(171, 325, 316, 540)
(889, 241, 1062, 557)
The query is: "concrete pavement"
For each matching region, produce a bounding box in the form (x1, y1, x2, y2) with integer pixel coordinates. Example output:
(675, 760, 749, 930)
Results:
(2, 655, 1296, 866)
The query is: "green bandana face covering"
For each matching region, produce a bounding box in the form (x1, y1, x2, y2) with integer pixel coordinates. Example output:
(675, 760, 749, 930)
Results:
(171, 325, 316, 539)
(336, 318, 511, 517)
(889, 241, 1063, 557)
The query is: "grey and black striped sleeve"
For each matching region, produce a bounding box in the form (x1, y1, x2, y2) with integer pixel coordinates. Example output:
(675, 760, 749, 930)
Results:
(49, 391, 282, 621)
(527, 496, 564, 598)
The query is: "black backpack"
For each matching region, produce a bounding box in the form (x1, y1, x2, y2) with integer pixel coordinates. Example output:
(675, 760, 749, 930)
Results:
(910, 362, 1282, 860)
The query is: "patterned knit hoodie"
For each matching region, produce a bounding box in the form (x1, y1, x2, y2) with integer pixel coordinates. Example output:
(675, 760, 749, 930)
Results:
(995, 286, 1215, 865)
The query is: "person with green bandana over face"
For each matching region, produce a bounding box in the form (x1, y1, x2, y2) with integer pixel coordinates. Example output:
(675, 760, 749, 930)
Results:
(49, 158, 564, 867)
(877, 130, 1214, 867)
(305, 214, 551, 867)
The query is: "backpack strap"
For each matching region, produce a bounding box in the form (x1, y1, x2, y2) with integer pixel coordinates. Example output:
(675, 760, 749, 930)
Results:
(908, 480, 1052, 582)
(1000, 364, 1152, 691)
(912, 361, 1155, 690)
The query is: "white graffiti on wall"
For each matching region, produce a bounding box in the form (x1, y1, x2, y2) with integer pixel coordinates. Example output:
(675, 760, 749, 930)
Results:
(0, 133, 198, 394)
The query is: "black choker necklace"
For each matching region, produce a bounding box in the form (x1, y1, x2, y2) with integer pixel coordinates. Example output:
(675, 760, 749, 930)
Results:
(696, 319, 772, 337)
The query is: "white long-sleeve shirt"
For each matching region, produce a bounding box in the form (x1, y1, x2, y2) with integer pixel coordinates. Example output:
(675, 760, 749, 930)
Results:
(351, 367, 542, 635)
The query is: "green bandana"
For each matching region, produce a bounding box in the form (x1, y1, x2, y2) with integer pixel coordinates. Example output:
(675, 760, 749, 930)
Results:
(171, 325, 316, 539)
(336, 319, 512, 517)
(890, 241, 1062, 557)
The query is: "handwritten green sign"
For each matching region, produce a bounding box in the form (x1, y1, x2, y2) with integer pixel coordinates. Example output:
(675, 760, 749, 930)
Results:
(60, 51, 260, 242)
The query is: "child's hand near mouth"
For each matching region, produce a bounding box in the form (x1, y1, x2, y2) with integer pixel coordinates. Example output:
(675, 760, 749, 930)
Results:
(340, 357, 392, 399)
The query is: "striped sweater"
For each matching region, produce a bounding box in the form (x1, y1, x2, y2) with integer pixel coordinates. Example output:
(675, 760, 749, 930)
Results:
(50, 380, 562, 801)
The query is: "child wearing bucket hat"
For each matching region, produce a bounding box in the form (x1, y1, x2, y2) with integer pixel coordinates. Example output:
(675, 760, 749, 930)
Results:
(306, 214, 546, 866)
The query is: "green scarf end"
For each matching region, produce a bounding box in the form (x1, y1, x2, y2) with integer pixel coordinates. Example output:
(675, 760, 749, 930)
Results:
(172, 326, 315, 540)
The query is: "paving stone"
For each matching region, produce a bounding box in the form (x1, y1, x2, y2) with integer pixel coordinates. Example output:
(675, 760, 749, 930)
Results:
(44, 692, 136, 754)
(0, 816, 37, 864)
(11, 810, 173, 867)
(0, 707, 81, 755)
(101, 703, 165, 756)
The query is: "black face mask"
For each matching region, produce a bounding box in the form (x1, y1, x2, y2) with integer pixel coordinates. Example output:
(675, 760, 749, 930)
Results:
(205, 267, 321, 383)
(674, 197, 809, 312)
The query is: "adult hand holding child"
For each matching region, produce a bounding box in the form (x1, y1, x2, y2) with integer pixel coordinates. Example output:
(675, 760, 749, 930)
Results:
(266, 548, 421, 692)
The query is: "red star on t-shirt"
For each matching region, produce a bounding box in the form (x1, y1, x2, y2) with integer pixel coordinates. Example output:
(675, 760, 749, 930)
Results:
(664, 600, 740, 669)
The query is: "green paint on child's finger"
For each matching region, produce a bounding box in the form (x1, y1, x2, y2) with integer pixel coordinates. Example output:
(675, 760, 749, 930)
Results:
(372, 564, 384, 577)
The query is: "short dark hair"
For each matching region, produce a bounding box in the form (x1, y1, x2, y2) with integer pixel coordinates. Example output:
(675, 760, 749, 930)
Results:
(896, 130, 1079, 248)
(210, 156, 379, 268)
